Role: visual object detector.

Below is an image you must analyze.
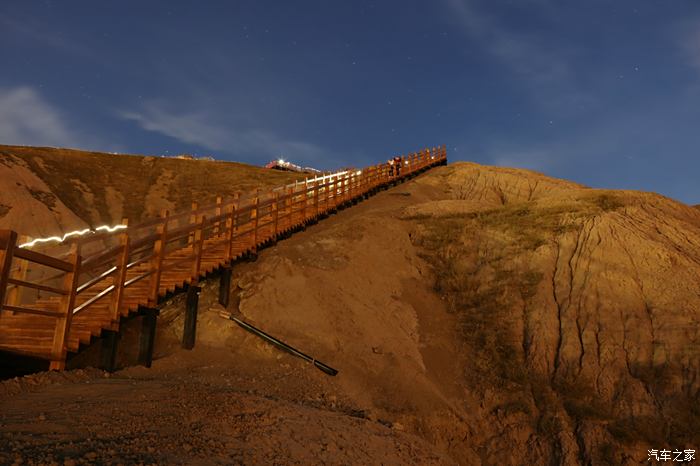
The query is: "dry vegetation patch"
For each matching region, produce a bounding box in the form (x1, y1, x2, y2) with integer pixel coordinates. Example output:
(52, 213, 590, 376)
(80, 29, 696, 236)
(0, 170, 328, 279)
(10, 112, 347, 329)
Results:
(2, 145, 301, 226)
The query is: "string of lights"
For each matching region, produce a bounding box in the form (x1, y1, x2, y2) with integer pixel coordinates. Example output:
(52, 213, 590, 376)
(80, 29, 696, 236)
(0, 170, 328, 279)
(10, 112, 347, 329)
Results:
(19, 224, 128, 249)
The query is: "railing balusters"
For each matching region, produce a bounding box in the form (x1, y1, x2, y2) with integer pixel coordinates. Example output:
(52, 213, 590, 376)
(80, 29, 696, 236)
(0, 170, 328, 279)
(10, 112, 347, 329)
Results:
(273, 192, 280, 237)
(225, 203, 236, 262)
(313, 179, 320, 218)
(188, 201, 198, 246)
(191, 215, 206, 283)
(251, 194, 259, 251)
(109, 218, 130, 323)
(302, 180, 308, 222)
(214, 196, 223, 236)
(148, 210, 169, 307)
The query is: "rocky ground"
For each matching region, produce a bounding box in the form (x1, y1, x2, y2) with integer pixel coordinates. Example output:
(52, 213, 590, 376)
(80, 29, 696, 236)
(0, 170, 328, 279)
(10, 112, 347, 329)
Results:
(1, 161, 699, 465)
(0, 349, 451, 465)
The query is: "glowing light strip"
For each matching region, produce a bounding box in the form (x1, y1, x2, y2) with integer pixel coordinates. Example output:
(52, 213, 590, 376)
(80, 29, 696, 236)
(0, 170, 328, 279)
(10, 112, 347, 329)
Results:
(19, 224, 128, 249)
(309, 170, 349, 183)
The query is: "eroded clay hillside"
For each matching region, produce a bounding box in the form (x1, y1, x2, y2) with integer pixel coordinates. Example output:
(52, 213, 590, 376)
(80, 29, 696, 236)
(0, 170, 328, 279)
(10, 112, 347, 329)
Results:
(0, 145, 300, 239)
(215, 162, 700, 464)
(406, 162, 700, 464)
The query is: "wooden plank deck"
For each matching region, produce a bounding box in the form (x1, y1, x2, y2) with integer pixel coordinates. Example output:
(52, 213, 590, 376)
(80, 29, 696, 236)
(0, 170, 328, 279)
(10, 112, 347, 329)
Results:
(0, 147, 447, 368)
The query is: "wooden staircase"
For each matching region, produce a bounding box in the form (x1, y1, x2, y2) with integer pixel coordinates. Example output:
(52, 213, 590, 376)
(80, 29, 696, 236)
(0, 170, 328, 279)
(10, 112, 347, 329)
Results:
(0, 147, 447, 369)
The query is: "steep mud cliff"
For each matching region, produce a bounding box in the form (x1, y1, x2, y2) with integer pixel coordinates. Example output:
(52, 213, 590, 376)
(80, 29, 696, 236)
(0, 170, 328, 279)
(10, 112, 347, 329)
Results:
(407, 163, 700, 464)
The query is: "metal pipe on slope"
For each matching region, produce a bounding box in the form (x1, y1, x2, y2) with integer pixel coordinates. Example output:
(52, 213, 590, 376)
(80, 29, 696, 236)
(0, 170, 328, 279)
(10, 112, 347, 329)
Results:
(219, 311, 338, 376)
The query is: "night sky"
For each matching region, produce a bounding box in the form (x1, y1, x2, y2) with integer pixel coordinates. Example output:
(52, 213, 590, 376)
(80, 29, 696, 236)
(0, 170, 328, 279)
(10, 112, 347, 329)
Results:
(2, 1, 700, 203)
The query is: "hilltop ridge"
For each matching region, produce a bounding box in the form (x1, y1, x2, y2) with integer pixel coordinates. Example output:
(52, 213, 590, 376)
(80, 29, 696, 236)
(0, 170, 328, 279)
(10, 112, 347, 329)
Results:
(0, 145, 300, 239)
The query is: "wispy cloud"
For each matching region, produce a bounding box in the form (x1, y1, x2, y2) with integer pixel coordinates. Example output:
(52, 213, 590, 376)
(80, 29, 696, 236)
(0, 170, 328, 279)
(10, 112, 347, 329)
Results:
(0, 86, 78, 148)
(119, 101, 328, 164)
(443, 0, 569, 84)
(0, 14, 107, 66)
(442, 0, 600, 117)
(679, 17, 700, 74)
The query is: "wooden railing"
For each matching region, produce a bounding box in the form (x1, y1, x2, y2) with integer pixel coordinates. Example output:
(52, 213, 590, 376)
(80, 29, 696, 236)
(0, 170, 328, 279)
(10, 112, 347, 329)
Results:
(0, 146, 447, 367)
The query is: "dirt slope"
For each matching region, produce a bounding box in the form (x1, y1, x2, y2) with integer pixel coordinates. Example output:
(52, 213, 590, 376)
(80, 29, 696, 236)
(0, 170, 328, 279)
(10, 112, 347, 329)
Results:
(0, 145, 300, 239)
(1, 161, 698, 465)
(407, 163, 700, 464)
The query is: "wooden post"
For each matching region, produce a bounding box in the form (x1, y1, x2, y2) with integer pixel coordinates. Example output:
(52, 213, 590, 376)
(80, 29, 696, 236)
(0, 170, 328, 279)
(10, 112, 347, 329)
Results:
(214, 196, 223, 236)
(109, 219, 129, 323)
(138, 306, 158, 368)
(188, 201, 198, 246)
(5, 234, 28, 311)
(335, 175, 341, 206)
(251, 194, 259, 251)
(341, 174, 346, 205)
(49, 243, 80, 371)
(287, 186, 294, 227)
(301, 180, 308, 222)
(273, 192, 280, 237)
(148, 210, 169, 307)
(219, 266, 232, 307)
(342, 175, 348, 204)
(182, 285, 200, 350)
(313, 179, 320, 217)
(191, 215, 206, 284)
(331, 175, 337, 209)
(224, 203, 236, 262)
(228, 194, 241, 259)
(100, 328, 120, 372)
(0, 230, 18, 311)
(352, 172, 358, 202)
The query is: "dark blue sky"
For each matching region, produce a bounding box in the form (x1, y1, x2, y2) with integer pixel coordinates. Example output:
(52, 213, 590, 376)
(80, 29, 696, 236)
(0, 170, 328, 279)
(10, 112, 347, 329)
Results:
(2, 1, 700, 203)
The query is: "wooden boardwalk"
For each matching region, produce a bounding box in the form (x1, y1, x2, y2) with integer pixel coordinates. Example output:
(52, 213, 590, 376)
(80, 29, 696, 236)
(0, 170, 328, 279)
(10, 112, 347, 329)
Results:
(0, 147, 447, 369)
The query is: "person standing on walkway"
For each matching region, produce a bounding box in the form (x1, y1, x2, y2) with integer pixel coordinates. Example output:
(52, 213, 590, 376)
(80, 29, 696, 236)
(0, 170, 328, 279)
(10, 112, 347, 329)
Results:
(393, 156, 402, 177)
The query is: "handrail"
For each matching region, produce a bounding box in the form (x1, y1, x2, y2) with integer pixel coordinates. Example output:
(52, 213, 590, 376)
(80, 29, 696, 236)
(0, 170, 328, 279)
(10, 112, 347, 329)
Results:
(6, 278, 68, 296)
(73, 284, 114, 315)
(82, 243, 124, 267)
(12, 247, 73, 272)
(0, 145, 447, 369)
(77, 265, 118, 294)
